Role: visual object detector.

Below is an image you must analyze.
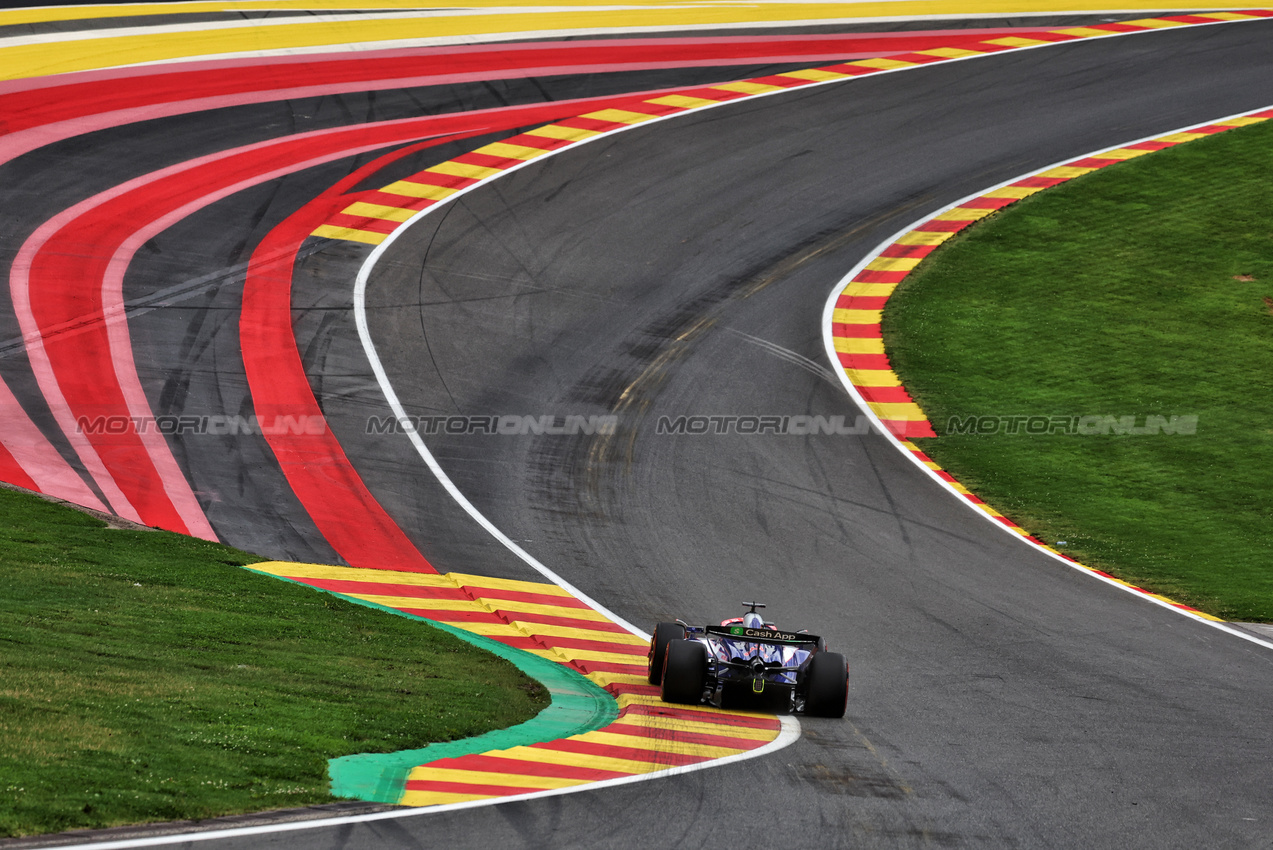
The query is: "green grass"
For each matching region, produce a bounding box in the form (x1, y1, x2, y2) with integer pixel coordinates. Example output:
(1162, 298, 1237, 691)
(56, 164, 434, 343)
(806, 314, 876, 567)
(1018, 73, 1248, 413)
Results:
(883, 117, 1273, 622)
(0, 487, 548, 837)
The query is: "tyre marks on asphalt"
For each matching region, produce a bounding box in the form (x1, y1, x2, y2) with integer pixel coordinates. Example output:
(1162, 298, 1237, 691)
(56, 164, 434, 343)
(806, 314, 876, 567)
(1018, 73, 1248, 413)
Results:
(251, 561, 783, 806)
(826, 108, 1273, 626)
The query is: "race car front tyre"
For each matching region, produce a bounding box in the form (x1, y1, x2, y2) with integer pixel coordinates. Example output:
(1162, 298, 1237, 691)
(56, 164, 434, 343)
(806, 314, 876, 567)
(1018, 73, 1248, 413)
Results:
(648, 622, 687, 685)
(804, 651, 848, 718)
(661, 639, 708, 704)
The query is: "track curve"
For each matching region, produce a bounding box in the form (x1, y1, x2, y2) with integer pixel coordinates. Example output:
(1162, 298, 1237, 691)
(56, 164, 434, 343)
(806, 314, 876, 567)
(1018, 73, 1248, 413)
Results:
(6, 10, 1273, 850)
(326, 19, 1273, 849)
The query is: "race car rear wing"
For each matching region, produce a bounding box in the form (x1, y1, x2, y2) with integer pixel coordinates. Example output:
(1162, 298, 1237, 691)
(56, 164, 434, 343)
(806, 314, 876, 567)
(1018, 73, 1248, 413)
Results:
(705, 625, 821, 646)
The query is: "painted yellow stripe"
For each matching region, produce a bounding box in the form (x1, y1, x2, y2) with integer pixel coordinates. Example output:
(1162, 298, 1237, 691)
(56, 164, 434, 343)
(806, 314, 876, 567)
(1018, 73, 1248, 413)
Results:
(895, 230, 954, 246)
(868, 402, 929, 420)
(845, 369, 902, 387)
(570, 730, 744, 758)
(833, 308, 882, 324)
(437, 623, 535, 640)
(834, 336, 886, 354)
(0, 6, 1243, 82)
(1087, 148, 1152, 162)
(546, 647, 646, 665)
(310, 224, 386, 245)
(1037, 165, 1097, 179)
(581, 108, 658, 125)
(380, 180, 458, 201)
(251, 562, 455, 586)
(344, 594, 490, 611)
(450, 573, 575, 596)
(428, 160, 503, 180)
(473, 141, 552, 161)
(848, 57, 915, 70)
(866, 255, 921, 272)
(1213, 116, 1268, 127)
(982, 185, 1047, 198)
(840, 281, 896, 297)
(480, 598, 610, 620)
(646, 94, 720, 109)
(779, 68, 850, 82)
(398, 790, 496, 806)
(1124, 17, 1189, 29)
(510, 623, 648, 645)
(1155, 131, 1210, 144)
(342, 201, 416, 223)
(613, 693, 775, 720)
(494, 745, 656, 775)
(1054, 26, 1115, 37)
(406, 767, 589, 790)
(524, 124, 599, 142)
(933, 206, 995, 222)
(617, 714, 777, 742)
(713, 80, 786, 95)
(1196, 11, 1258, 20)
(985, 36, 1050, 47)
(917, 46, 983, 59)
(584, 671, 650, 689)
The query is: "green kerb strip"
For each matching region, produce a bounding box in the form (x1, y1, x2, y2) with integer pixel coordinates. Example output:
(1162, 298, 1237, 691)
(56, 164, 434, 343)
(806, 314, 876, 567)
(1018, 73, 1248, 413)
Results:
(241, 567, 620, 804)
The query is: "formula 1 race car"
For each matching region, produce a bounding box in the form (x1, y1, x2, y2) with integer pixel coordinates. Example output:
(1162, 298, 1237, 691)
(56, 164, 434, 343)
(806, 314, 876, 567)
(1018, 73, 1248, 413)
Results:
(647, 602, 848, 717)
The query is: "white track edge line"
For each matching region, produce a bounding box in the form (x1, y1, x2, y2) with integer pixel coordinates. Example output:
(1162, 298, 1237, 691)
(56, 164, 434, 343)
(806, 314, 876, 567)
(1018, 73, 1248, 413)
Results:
(51, 16, 1270, 848)
(51, 717, 800, 850)
(818, 104, 1273, 653)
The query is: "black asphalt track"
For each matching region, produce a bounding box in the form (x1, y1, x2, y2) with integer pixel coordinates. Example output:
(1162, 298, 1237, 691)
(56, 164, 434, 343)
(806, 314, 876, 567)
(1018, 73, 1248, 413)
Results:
(264, 20, 1273, 850)
(16, 18, 1273, 850)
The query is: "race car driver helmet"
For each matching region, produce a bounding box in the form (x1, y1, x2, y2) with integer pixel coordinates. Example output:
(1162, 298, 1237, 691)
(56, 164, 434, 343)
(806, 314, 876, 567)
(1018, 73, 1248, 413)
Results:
(743, 611, 765, 629)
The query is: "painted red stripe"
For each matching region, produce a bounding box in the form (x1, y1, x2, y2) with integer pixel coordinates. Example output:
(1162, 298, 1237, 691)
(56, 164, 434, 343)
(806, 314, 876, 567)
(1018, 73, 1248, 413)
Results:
(288, 577, 470, 599)
(404, 779, 550, 796)
(453, 151, 525, 170)
(565, 660, 649, 676)
(858, 386, 914, 404)
(555, 116, 629, 133)
(0, 31, 1074, 133)
(399, 171, 478, 191)
(884, 419, 936, 438)
(604, 722, 765, 750)
(542, 635, 647, 655)
(622, 703, 781, 730)
(0, 440, 39, 492)
(879, 242, 938, 259)
(401, 609, 506, 623)
(851, 269, 909, 283)
(497, 610, 634, 631)
(832, 323, 882, 339)
(460, 586, 595, 609)
(960, 195, 1019, 210)
(609, 682, 660, 697)
(836, 353, 890, 370)
(419, 753, 633, 781)
(837, 295, 890, 310)
(323, 213, 401, 234)
(532, 738, 711, 766)
(354, 190, 437, 210)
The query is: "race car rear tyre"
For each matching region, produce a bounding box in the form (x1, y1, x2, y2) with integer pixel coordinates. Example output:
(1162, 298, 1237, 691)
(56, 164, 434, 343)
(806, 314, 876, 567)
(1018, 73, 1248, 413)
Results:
(661, 639, 708, 705)
(804, 651, 848, 718)
(648, 622, 686, 685)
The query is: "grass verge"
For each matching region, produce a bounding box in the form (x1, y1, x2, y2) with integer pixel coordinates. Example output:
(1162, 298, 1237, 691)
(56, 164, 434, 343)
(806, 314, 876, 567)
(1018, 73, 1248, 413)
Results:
(883, 117, 1273, 622)
(0, 487, 548, 837)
